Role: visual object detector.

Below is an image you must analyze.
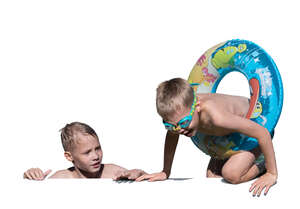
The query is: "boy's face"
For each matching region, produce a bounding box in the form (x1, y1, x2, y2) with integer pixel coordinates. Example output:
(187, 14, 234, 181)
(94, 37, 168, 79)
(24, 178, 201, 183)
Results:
(67, 133, 103, 174)
(166, 105, 199, 137)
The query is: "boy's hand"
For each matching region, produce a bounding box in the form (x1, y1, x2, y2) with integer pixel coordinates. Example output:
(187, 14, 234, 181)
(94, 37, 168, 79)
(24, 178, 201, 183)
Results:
(249, 172, 277, 196)
(135, 171, 167, 182)
(23, 168, 52, 180)
(113, 169, 147, 181)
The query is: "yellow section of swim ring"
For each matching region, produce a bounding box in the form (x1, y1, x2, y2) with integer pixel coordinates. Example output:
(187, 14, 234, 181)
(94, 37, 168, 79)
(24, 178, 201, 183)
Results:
(188, 42, 225, 92)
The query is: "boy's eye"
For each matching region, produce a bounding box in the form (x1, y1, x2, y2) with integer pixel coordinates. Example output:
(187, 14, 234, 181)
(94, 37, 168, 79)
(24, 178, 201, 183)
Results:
(83, 150, 91, 155)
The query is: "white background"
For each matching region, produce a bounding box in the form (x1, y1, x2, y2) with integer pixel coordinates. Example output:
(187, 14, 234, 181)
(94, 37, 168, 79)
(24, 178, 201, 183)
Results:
(0, 0, 299, 208)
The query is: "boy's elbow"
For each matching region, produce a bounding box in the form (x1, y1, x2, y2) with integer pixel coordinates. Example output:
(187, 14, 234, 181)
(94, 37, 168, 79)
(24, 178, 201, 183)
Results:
(257, 127, 272, 143)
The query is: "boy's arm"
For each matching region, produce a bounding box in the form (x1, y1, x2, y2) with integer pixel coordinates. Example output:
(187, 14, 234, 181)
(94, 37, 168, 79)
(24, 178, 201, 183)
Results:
(213, 109, 277, 195)
(48, 169, 74, 178)
(162, 131, 180, 177)
(214, 111, 277, 175)
(103, 164, 146, 180)
(136, 131, 179, 181)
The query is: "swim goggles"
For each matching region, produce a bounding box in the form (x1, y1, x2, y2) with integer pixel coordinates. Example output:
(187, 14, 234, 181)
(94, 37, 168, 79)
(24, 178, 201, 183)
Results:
(163, 90, 197, 131)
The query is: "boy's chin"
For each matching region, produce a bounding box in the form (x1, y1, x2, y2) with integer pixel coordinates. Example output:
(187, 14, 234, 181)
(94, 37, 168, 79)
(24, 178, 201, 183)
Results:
(90, 167, 101, 173)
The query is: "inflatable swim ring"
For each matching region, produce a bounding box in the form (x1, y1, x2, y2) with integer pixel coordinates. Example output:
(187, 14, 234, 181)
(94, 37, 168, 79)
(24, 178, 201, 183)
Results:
(188, 39, 283, 159)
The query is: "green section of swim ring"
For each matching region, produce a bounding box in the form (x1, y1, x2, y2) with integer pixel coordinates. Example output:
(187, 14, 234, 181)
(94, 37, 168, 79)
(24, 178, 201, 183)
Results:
(211, 44, 246, 69)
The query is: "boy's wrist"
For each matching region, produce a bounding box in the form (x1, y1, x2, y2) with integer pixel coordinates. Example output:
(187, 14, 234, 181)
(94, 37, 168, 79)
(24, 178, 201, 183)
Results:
(161, 170, 170, 178)
(265, 162, 277, 176)
(267, 170, 278, 177)
(265, 165, 278, 178)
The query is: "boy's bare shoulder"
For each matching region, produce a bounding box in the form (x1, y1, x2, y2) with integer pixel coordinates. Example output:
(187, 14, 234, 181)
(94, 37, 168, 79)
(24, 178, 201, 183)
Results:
(200, 99, 221, 117)
(49, 167, 75, 179)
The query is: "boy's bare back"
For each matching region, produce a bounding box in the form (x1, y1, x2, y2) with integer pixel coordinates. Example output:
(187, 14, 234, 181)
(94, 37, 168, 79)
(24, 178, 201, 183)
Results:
(195, 93, 250, 136)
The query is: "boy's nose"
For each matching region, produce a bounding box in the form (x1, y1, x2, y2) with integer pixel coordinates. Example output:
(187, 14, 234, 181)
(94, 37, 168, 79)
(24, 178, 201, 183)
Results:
(91, 151, 100, 160)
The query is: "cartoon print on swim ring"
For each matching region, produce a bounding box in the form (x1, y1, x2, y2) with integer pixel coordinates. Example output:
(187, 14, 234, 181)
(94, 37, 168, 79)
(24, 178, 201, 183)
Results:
(188, 39, 284, 160)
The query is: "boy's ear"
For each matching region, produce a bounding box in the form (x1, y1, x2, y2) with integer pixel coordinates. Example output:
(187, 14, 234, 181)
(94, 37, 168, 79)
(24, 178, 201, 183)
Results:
(64, 151, 73, 162)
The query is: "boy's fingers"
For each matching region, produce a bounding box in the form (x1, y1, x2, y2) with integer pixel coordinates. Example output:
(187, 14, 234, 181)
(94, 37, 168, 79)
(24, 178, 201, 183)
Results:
(149, 177, 159, 182)
(131, 171, 141, 179)
(135, 176, 143, 181)
(29, 168, 37, 179)
(249, 183, 255, 192)
(29, 168, 42, 180)
(44, 169, 52, 178)
(37, 169, 44, 180)
(24, 171, 32, 180)
(123, 171, 131, 178)
(113, 172, 122, 180)
(27, 171, 35, 180)
(257, 185, 266, 197)
(126, 172, 134, 180)
(31, 169, 39, 180)
(118, 171, 129, 179)
(37, 170, 44, 179)
(114, 171, 129, 180)
(249, 179, 259, 193)
(253, 184, 261, 196)
(27, 174, 33, 180)
(136, 174, 151, 182)
(251, 183, 258, 196)
(264, 185, 271, 195)
(148, 177, 157, 182)
(135, 175, 146, 181)
(149, 175, 163, 182)
(113, 174, 122, 180)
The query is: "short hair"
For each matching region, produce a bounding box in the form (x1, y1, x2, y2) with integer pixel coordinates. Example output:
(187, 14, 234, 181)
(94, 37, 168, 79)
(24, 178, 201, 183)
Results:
(156, 78, 194, 121)
(60, 122, 99, 151)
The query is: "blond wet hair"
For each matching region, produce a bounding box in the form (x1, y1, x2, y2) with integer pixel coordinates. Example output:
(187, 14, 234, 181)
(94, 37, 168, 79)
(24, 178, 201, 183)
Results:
(156, 78, 194, 121)
(60, 122, 99, 151)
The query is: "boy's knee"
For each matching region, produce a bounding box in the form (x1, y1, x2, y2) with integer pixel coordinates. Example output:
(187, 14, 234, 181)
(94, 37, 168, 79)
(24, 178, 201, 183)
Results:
(206, 170, 222, 178)
(221, 167, 242, 184)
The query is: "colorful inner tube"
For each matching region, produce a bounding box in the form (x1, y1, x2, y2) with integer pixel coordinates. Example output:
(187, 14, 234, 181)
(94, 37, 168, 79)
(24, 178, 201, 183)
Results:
(188, 39, 283, 159)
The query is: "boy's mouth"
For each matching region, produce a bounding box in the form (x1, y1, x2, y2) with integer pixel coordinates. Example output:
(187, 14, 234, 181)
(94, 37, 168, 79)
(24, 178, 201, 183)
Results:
(183, 129, 193, 137)
(91, 162, 100, 168)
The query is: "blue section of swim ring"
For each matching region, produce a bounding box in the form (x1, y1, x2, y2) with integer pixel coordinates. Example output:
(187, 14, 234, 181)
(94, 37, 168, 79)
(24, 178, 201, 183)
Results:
(191, 39, 283, 153)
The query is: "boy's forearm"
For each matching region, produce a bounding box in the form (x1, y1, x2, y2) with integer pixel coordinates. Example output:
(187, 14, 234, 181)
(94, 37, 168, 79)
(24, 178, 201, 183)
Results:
(258, 129, 278, 175)
(162, 131, 179, 177)
(222, 114, 278, 175)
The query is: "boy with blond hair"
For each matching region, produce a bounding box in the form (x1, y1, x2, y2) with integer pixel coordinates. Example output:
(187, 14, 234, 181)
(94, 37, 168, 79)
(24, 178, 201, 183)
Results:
(24, 122, 146, 180)
(137, 78, 278, 197)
